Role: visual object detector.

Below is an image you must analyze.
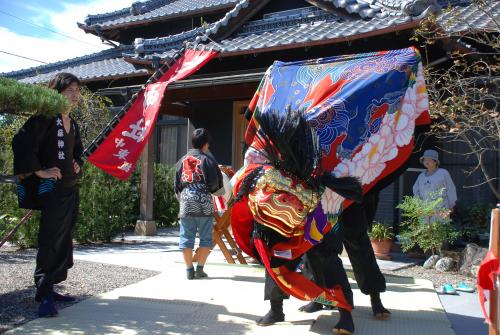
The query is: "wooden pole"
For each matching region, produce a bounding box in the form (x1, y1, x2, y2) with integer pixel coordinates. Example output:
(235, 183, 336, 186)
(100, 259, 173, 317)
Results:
(490, 204, 500, 335)
(134, 137, 157, 236)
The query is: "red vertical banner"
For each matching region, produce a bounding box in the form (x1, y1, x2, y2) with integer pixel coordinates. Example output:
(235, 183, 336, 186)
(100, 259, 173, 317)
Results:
(88, 49, 218, 179)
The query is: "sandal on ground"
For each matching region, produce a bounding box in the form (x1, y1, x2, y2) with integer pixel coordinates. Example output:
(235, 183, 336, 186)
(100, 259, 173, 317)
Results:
(455, 282, 475, 293)
(437, 284, 458, 295)
(332, 309, 354, 334)
(256, 310, 284, 326)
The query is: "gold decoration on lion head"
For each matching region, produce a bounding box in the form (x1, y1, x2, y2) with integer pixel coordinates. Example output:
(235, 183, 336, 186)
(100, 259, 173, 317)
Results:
(248, 167, 320, 238)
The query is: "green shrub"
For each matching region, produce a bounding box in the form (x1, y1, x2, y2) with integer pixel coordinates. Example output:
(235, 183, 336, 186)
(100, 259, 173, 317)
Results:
(1, 84, 182, 246)
(75, 164, 139, 243)
(397, 195, 459, 255)
(0, 185, 40, 249)
(368, 222, 394, 241)
(153, 163, 179, 227)
(453, 201, 492, 241)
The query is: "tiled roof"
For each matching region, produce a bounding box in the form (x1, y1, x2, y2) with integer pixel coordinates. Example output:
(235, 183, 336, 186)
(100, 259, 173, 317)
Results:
(195, 0, 496, 55)
(437, 1, 500, 33)
(211, 9, 414, 54)
(126, 27, 204, 60)
(123, 0, 498, 61)
(124, 0, 254, 61)
(321, 0, 471, 19)
(1, 45, 148, 84)
(81, 0, 239, 30)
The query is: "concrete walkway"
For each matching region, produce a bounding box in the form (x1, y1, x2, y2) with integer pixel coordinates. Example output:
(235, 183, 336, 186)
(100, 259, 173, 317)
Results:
(5, 228, 483, 334)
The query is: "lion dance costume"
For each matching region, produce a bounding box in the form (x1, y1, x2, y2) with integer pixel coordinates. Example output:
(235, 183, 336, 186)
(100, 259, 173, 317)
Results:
(231, 47, 430, 310)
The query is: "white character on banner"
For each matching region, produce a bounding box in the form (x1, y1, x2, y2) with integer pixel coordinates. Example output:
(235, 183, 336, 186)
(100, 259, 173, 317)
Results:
(58, 151, 65, 160)
(56, 118, 63, 126)
(118, 161, 132, 173)
(122, 119, 152, 143)
(57, 140, 64, 149)
(113, 149, 130, 160)
(57, 129, 64, 137)
(115, 137, 126, 148)
(143, 84, 161, 111)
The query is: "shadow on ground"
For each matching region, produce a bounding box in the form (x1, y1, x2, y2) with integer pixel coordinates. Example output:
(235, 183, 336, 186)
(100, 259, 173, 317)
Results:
(10, 298, 260, 335)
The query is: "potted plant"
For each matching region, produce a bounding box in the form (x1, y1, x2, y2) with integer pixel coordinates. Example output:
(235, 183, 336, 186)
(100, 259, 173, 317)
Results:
(368, 222, 394, 260)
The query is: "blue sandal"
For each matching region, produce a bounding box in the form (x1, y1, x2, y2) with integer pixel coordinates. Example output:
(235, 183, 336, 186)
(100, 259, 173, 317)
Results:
(438, 284, 458, 295)
(455, 282, 475, 293)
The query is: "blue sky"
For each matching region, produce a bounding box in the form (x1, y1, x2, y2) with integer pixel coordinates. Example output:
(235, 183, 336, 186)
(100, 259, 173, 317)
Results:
(0, 0, 134, 73)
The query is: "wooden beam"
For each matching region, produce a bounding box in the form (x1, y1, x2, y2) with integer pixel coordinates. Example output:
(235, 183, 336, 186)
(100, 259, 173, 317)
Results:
(159, 102, 192, 117)
(135, 135, 157, 236)
(163, 82, 258, 103)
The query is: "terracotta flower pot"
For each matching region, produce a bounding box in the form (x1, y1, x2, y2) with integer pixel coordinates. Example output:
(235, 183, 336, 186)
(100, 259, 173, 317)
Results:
(371, 239, 392, 260)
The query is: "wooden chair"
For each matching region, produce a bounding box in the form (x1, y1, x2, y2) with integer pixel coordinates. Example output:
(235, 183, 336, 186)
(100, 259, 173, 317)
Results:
(193, 166, 247, 264)
(212, 205, 247, 264)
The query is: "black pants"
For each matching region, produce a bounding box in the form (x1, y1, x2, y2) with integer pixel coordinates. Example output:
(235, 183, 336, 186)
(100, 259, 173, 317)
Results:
(264, 231, 352, 306)
(303, 230, 353, 306)
(341, 191, 386, 295)
(34, 187, 79, 300)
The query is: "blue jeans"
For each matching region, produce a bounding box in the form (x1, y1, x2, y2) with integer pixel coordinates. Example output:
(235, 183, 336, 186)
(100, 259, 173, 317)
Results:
(179, 217, 213, 249)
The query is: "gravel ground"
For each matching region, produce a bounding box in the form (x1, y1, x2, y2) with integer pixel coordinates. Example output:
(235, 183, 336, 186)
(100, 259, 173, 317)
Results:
(384, 265, 477, 289)
(0, 247, 159, 334)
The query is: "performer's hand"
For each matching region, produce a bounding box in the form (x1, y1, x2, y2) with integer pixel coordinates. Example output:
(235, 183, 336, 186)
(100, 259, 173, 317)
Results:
(73, 160, 81, 174)
(35, 167, 62, 180)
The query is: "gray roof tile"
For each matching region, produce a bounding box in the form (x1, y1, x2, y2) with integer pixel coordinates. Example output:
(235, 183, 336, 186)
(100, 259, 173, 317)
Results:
(205, 6, 412, 54)
(82, 0, 239, 29)
(1, 45, 148, 84)
(16, 58, 148, 84)
(437, 1, 500, 32)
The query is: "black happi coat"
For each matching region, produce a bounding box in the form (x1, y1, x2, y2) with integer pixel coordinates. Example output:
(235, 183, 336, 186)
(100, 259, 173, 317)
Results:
(12, 114, 83, 208)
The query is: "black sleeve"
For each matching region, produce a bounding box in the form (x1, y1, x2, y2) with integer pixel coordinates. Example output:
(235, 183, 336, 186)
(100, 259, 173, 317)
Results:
(203, 155, 223, 194)
(73, 121, 84, 167)
(12, 115, 50, 175)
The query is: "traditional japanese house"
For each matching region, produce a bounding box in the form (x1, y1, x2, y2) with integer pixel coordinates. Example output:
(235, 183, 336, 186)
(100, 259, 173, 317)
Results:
(2, 0, 498, 229)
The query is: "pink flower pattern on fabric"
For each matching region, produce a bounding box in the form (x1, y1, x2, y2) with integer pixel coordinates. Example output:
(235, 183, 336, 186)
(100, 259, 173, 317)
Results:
(321, 66, 429, 216)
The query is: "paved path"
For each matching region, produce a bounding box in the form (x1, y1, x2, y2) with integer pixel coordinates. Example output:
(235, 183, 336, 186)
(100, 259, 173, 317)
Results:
(5, 228, 485, 334)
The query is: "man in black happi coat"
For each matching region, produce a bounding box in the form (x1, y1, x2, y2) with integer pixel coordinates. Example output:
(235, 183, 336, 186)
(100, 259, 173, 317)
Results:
(12, 73, 84, 317)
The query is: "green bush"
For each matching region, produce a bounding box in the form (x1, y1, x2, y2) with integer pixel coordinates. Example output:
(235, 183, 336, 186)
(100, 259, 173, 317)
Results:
(397, 195, 459, 255)
(453, 201, 492, 241)
(75, 164, 140, 243)
(153, 163, 179, 227)
(0, 114, 40, 248)
(1, 85, 181, 246)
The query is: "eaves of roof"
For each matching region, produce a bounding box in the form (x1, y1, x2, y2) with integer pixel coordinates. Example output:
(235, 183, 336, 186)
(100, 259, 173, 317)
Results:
(97, 68, 267, 96)
(215, 18, 421, 57)
(0, 47, 150, 85)
(79, 0, 239, 33)
(15, 58, 149, 85)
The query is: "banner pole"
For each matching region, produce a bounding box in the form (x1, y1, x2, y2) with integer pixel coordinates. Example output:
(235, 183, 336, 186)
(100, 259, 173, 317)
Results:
(82, 47, 188, 159)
